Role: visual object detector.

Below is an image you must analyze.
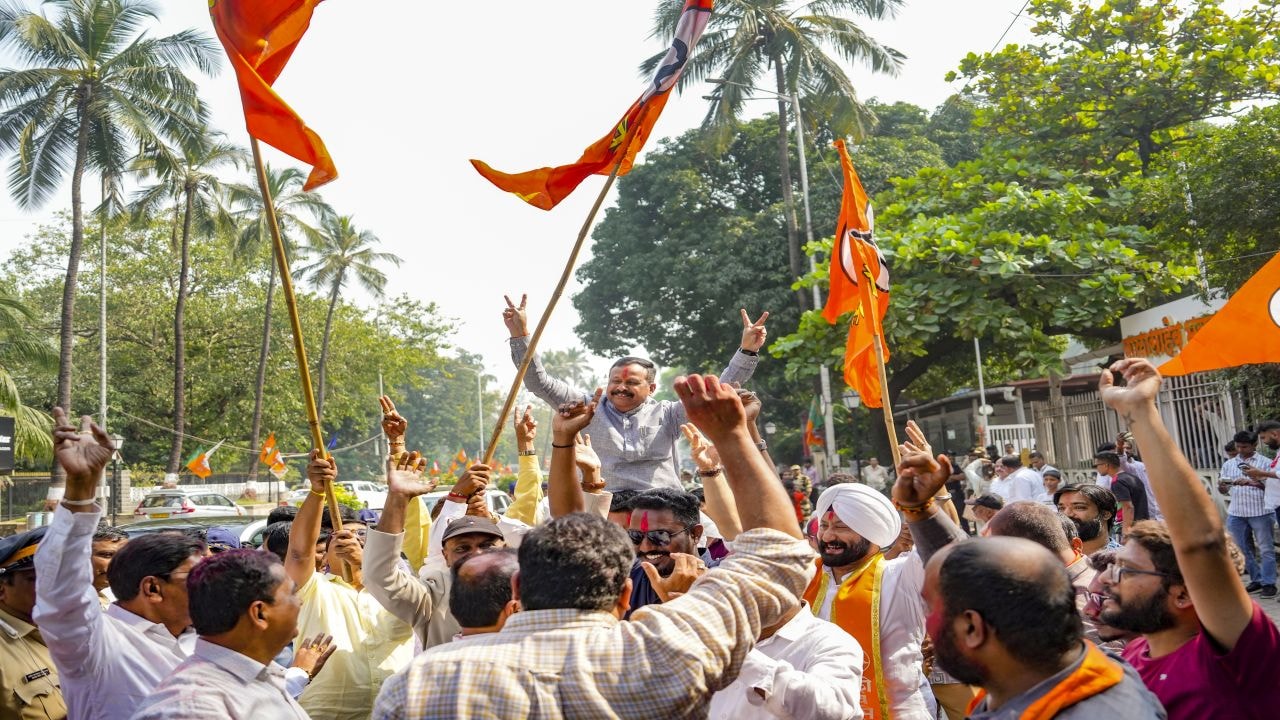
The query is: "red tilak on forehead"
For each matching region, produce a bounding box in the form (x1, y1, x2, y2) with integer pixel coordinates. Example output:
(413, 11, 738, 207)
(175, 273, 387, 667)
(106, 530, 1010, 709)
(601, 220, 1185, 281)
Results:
(825, 510, 836, 522)
(640, 511, 649, 532)
(619, 365, 635, 381)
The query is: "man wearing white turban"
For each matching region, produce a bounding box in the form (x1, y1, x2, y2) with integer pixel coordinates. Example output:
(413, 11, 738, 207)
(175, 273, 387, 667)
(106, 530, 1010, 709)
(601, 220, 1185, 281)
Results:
(803, 467, 966, 720)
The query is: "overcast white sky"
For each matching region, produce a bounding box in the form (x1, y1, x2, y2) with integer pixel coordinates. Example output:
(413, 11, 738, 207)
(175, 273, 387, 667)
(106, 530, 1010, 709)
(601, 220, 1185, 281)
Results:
(0, 0, 1038, 380)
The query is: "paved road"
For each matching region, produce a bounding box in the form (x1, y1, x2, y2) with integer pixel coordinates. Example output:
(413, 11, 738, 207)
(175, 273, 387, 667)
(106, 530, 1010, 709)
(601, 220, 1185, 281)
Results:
(1260, 592, 1280, 626)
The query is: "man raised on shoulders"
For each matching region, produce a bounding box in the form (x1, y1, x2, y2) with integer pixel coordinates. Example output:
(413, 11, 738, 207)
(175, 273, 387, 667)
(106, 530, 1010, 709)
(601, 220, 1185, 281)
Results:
(503, 293, 769, 491)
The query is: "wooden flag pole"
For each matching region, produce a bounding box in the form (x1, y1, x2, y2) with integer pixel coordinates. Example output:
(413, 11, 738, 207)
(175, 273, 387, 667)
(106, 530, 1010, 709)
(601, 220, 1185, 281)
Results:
(249, 140, 350, 580)
(481, 156, 631, 465)
(871, 332, 901, 468)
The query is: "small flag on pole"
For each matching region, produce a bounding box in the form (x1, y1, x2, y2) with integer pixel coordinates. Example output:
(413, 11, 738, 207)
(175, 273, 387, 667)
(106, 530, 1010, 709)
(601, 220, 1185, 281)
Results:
(1160, 251, 1280, 375)
(327, 433, 339, 450)
(471, 0, 714, 210)
(455, 449, 468, 465)
(209, 0, 337, 190)
(823, 139, 892, 408)
(260, 433, 289, 479)
(186, 440, 225, 480)
(429, 460, 440, 477)
(804, 397, 825, 449)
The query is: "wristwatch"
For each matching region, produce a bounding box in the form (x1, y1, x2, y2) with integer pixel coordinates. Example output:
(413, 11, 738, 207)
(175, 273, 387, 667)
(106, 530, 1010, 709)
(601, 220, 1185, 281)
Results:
(738, 347, 759, 356)
(518, 450, 536, 456)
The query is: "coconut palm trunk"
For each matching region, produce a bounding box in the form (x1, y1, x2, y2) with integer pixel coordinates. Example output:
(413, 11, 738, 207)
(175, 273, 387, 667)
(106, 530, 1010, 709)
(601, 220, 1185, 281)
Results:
(166, 187, 196, 474)
(317, 280, 342, 419)
(772, 55, 807, 313)
(247, 260, 277, 483)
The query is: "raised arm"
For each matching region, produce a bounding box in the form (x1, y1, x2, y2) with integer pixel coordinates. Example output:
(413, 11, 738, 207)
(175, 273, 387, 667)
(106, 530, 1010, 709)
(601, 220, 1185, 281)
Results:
(683, 423, 743, 541)
(717, 309, 768, 386)
(549, 390, 603, 517)
(504, 406, 545, 525)
(1101, 358, 1253, 649)
(33, 408, 117, 678)
(504, 294, 585, 406)
(366, 454, 439, 631)
(891, 426, 967, 564)
(285, 451, 334, 588)
(426, 464, 490, 560)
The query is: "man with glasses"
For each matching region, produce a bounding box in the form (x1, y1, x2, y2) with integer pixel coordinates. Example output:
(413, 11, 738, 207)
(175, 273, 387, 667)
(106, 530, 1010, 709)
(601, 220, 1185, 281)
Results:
(1099, 358, 1280, 719)
(625, 488, 707, 615)
(34, 409, 206, 720)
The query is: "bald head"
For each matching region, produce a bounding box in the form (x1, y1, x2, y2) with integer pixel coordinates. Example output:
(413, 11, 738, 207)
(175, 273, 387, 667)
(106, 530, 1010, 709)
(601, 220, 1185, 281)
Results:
(929, 537, 1081, 677)
(449, 548, 519, 629)
(987, 501, 1073, 562)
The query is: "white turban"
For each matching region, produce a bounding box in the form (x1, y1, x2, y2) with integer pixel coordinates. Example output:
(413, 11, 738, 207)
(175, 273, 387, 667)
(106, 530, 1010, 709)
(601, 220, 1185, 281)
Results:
(814, 483, 901, 550)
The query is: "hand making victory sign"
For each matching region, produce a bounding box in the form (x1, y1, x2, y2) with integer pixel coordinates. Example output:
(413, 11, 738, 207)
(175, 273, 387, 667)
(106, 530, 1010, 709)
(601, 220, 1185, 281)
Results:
(503, 294, 529, 338)
(739, 309, 770, 352)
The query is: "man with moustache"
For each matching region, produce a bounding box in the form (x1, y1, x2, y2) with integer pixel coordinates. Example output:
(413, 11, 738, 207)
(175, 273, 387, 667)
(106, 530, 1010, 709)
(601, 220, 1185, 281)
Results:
(1056, 484, 1121, 554)
(503, 294, 770, 491)
(1098, 359, 1280, 719)
(626, 488, 707, 615)
(1242, 420, 1280, 533)
(803, 480, 965, 720)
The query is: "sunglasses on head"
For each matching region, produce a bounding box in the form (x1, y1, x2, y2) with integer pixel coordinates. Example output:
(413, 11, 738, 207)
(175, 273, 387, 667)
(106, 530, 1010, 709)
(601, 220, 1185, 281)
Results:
(628, 525, 694, 547)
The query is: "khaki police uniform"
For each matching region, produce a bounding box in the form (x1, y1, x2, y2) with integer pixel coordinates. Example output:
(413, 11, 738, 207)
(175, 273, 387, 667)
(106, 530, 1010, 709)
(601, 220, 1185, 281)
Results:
(0, 527, 66, 719)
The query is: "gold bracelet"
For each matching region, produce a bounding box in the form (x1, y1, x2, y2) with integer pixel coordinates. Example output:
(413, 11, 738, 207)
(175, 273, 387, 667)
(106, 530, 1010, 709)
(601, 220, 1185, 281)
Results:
(894, 499, 934, 513)
(309, 489, 326, 498)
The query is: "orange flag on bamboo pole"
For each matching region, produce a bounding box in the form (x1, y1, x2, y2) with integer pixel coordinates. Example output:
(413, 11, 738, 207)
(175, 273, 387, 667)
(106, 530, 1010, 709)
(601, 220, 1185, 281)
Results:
(1160, 251, 1280, 375)
(470, 0, 713, 210)
(823, 139, 891, 408)
(209, 0, 336, 190)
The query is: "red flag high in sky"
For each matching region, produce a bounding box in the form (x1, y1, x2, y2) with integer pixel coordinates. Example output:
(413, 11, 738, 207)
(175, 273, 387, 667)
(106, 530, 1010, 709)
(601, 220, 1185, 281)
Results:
(823, 139, 891, 408)
(1161, 251, 1280, 375)
(209, 0, 336, 190)
(471, 0, 714, 210)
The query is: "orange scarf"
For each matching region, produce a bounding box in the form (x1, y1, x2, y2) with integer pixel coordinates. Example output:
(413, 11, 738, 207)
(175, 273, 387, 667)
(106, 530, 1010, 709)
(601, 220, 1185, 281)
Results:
(804, 555, 890, 720)
(965, 641, 1124, 719)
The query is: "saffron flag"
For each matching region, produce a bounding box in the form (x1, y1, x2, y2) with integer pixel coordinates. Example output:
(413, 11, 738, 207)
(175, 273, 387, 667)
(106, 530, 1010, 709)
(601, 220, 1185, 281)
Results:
(471, 0, 714, 210)
(1161, 251, 1280, 375)
(186, 440, 225, 480)
(455, 449, 468, 465)
(429, 460, 440, 477)
(260, 433, 289, 479)
(209, 0, 336, 190)
(804, 397, 825, 448)
(823, 139, 891, 408)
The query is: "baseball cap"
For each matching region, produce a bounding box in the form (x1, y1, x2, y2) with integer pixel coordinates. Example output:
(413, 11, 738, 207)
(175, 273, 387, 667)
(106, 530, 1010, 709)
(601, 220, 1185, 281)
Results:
(205, 527, 241, 552)
(964, 494, 1005, 511)
(441, 516, 504, 543)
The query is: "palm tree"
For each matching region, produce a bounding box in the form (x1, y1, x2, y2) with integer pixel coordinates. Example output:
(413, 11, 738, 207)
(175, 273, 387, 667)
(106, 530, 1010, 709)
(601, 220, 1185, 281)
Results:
(0, 0, 217, 485)
(296, 215, 401, 418)
(129, 132, 244, 474)
(542, 347, 595, 390)
(644, 0, 904, 310)
(227, 166, 330, 482)
(0, 292, 54, 461)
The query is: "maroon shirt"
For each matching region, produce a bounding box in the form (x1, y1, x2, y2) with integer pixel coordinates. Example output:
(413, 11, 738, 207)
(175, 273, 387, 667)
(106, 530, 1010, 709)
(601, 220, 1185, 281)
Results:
(1122, 602, 1280, 719)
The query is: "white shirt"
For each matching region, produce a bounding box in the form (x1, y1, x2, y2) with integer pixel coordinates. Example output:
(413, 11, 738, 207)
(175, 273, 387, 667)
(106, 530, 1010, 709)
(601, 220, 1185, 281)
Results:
(861, 465, 889, 490)
(34, 505, 198, 720)
(1264, 453, 1280, 511)
(989, 469, 1040, 503)
(1221, 453, 1272, 517)
(709, 605, 863, 720)
(130, 639, 310, 719)
(813, 553, 931, 720)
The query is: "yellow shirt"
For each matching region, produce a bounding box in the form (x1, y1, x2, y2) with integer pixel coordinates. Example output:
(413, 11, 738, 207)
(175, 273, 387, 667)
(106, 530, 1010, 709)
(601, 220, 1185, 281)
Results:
(296, 573, 414, 720)
(0, 607, 66, 720)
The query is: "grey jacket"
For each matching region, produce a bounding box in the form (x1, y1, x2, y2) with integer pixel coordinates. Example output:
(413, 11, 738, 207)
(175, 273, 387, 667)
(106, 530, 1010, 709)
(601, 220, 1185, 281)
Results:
(363, 530, 458, 650)
(509, 336, 759, 492)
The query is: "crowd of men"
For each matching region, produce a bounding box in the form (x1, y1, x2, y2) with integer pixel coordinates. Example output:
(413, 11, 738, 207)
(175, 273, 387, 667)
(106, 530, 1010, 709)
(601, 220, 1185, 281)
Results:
(2, 301, 1279, 719)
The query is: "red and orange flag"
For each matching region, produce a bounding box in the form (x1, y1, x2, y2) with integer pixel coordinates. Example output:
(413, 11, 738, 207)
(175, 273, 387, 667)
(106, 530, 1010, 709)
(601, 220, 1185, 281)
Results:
(1160, 251, 1280, 375)
(823, 139, 892, 408)
(471, 0, 714, 210)
(209, 0, 336, 190)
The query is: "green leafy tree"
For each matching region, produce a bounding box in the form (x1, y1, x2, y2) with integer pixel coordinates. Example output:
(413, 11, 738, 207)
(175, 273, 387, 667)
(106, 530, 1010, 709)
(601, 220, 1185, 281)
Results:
(951, 0, 1280, 174)
(775, 151, 1198, 456)
(296, 215, 401, 418)
(0, 0, 217, 450)
(129, 132, 244, 473)
(227, 165, 331, 481)
(645, 0, 905, 309)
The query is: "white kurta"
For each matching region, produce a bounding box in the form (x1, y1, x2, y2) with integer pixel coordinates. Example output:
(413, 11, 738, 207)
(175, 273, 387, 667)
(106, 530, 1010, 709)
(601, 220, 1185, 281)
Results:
(813, 552, 931, 720)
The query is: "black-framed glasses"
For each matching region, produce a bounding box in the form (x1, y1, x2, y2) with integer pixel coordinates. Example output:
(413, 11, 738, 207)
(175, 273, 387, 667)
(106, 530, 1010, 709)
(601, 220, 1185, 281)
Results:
(1107, 564, 1171, 582)
(628, 525, 694, 547)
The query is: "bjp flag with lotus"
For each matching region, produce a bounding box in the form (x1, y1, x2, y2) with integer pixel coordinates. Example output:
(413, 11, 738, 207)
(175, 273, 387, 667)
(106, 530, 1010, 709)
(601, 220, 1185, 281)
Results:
(209, 0, 336, 190)
(823, 139, 891, 408)
(471, 0, 713, 210)
(1161, 250, 1280, 375)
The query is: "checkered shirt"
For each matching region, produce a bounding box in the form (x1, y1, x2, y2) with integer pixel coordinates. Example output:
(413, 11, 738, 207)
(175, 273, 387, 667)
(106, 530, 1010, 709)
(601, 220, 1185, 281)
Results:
(372, 528, 813, 719)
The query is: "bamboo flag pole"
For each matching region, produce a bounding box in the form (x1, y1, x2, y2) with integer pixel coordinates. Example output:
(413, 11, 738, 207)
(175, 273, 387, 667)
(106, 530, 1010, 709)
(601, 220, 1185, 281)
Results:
(481, 153, 633, 465)
(249, 140, 349, 580)
(871, 334, 901, 468)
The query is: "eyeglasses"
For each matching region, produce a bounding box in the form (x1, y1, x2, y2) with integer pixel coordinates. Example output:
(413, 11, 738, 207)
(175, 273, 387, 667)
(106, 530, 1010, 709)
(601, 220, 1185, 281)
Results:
(628, 525, 694, 547)
(1106, 564, 1171, 582)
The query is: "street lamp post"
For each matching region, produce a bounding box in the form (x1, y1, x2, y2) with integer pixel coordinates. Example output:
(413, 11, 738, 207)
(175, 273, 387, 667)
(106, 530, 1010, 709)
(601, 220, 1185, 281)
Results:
(708, 78, 839, 464)
(110, 433, 124, 526)
(456, 367, 486, 460)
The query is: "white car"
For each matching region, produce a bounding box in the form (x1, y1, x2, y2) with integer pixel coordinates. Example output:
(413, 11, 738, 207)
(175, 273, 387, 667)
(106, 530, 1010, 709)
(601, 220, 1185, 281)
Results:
(420, 488, 512, 517)
(133, 489, 245, 519)
(339, 481, 387, 511)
